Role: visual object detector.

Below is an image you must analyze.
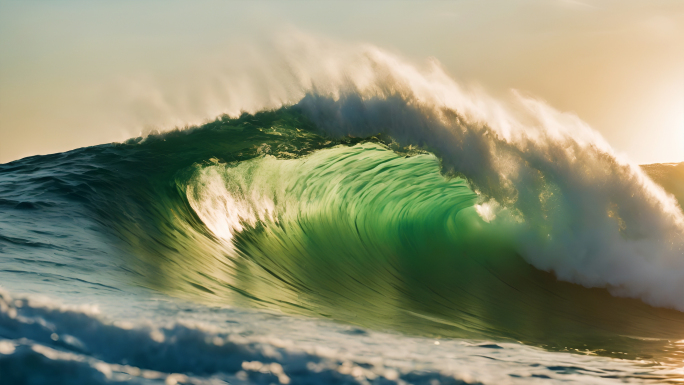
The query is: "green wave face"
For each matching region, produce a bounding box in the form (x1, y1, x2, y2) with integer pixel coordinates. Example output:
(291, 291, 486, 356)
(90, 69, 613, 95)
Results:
(78, 107, 684, 365)
(180, 141, 684, 361)
(186, 143, 486, 314)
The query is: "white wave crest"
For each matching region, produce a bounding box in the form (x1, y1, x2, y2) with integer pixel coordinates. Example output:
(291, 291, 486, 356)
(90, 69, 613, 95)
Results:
(155, 32, 684, 311)
(290, 54, 684, 310)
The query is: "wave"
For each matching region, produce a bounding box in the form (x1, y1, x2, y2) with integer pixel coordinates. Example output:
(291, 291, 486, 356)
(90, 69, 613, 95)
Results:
(297, 93, 684, 310)
(4, 104, 684, 363)
(3, 40, 684, 368)
(111, 34, 684, 313)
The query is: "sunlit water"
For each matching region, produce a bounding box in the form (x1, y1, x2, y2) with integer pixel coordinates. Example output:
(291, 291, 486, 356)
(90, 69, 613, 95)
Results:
(3, 99, 684, 384)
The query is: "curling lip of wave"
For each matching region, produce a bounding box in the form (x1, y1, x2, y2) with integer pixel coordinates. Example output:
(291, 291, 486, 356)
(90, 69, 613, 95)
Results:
(287, 52, 684, 310)
(174, 35, 684, 291)
(179, 88, 684, 312)
(133, 30, 684, 311)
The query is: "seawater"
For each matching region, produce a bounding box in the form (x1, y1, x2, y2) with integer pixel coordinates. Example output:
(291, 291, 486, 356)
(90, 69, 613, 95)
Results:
(2, 97, 684, 384)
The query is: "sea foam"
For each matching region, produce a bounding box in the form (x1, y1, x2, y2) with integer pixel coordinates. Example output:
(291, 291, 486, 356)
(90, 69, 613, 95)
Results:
(0, 289, 672, 384)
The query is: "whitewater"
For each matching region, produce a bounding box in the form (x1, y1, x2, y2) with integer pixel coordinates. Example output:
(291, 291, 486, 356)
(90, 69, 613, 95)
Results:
(2, 38, 684, 384)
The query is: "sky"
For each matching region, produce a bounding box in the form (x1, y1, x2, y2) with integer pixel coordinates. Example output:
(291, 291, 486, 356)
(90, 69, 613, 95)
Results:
(1, 0, 683, 164)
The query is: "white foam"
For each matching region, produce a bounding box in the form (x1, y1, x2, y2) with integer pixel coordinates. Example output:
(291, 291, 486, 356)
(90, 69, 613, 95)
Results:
(276, 43, 684, 311)
(0, 289, 674, 384)
(157, 32, 684, 311)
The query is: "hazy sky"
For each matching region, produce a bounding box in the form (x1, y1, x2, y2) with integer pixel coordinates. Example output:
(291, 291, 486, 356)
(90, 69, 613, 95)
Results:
(1, 0, 683, 164)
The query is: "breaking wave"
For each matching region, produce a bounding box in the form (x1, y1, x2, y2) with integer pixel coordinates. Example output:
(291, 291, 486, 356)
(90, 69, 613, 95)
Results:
(3, 39, 684, 382)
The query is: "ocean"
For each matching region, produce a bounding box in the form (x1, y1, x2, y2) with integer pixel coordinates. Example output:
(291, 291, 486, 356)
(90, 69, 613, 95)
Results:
(2, 92, 684, 384)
